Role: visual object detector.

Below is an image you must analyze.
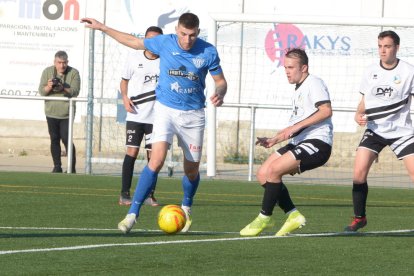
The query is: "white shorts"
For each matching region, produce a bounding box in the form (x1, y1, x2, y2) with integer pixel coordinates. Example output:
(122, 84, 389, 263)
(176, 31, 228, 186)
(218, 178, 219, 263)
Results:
(151, 101, 205, 162)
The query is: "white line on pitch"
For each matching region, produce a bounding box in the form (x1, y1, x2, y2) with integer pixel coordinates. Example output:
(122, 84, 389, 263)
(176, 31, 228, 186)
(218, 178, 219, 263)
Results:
(0, 228, 413, 255)
(0, 226, 239, 234)
(0, 236, 275, 255)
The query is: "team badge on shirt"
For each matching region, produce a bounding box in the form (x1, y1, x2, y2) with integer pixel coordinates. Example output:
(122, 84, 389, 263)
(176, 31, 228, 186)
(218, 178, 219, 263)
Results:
(192, 57, 204, 68)
(394, 74, 401, 84)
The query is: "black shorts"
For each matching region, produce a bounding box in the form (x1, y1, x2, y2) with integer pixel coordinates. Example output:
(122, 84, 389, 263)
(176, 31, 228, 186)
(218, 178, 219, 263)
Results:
(277, 139, 332, 174)
(358, 129, 414, 160)
(125, 121, 153, 149)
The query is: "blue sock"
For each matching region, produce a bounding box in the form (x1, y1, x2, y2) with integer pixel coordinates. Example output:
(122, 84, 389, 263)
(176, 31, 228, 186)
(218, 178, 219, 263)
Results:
(128, 166, 158, 215)
(181, 173, 200, 207)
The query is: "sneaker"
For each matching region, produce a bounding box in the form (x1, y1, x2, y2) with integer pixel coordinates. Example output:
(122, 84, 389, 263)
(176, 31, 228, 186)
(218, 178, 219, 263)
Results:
(181, 206, 192, 233)
(344, 217, 367, 232)
(51, 166, 63, 173)
(144, 196, 160, 207)
(275, 210, 306, 236)
(240, 214, 276, 237)
(118, 213, 136, 234)
(118, 195, 132, 206)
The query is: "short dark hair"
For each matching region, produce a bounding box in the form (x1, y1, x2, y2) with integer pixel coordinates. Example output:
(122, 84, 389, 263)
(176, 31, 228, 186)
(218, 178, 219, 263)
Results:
(178, 12, 199, 29)
(55, 50, 68, 60)
(378, 30, 400, 45)
(285, 48, 308, 66)
(145, 26, 163, 36)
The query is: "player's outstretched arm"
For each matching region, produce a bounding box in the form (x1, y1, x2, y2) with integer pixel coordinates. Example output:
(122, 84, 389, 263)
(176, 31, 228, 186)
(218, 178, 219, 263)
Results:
(81, 18, 145, 50)
(210, 73, 227, 107)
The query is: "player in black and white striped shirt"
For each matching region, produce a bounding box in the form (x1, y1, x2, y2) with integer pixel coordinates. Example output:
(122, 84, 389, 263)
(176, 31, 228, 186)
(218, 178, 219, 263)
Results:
(345, 30, 414, 232)
(118, 26, 163, 207)
(240, 48, 333, 237)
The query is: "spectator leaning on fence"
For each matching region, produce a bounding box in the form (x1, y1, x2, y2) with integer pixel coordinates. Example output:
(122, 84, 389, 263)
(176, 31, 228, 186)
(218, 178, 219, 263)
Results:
(38, 50, 80, 173)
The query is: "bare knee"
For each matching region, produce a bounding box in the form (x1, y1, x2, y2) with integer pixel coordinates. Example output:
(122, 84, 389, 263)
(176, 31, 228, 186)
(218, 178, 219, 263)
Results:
(353, 171, 368, 183)
(256, 167, 267, 185)
(265, 166, 283, 183)
(148, 158, 164, 172)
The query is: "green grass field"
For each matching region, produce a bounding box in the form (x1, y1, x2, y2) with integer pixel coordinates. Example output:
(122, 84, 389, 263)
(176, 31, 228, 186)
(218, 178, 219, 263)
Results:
(0, 171, 413, 275)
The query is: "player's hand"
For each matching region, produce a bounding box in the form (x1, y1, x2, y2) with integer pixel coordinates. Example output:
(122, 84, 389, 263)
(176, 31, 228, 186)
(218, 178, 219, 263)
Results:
(210, 93, 224, 107)
(355, 113, 367, 126)
(47, 79, 54, 89)
(257, 127, 296, 148)
(122, 96, 135, 113)
(81, 18, 104, 31)
(256, 137, 277, 148)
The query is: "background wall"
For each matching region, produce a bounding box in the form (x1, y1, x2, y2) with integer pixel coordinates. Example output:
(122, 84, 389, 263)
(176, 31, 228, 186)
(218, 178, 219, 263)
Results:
(1, 0, 414, 183)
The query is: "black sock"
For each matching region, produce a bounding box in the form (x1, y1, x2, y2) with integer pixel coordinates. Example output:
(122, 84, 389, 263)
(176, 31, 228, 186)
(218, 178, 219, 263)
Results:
(261, 181, 282, 216)
(262, 183, 295, 214)
(278, 183, 296, 213)
(352, 182, 368, 217)
(121, 155, 136, 196)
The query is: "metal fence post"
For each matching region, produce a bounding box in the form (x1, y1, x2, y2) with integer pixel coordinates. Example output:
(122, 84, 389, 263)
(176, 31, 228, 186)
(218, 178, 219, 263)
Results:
(85, 29, 95, 174)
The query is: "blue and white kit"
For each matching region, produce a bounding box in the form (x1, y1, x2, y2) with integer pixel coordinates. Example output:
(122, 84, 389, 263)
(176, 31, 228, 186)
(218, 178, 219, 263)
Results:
(144, 34, 223, 111)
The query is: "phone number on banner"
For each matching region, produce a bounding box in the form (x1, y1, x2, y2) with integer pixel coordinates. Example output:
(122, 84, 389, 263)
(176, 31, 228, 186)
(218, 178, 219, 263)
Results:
(1, 89, 38, 96)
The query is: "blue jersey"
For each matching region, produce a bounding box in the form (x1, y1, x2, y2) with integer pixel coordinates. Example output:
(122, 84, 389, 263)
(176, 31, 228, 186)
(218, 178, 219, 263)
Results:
(144, 34, 223, 110)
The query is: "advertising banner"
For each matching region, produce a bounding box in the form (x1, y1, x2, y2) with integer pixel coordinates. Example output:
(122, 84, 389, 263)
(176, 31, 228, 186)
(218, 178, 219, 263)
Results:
(0, 0, 85, 120)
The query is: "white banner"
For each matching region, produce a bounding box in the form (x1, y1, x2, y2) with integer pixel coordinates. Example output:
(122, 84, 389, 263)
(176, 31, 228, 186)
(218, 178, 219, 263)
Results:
(0, 0, 86, 120)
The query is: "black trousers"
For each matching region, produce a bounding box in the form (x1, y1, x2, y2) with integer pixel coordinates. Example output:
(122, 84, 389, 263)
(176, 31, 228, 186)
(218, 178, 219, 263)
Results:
(46, 117, 76, 170)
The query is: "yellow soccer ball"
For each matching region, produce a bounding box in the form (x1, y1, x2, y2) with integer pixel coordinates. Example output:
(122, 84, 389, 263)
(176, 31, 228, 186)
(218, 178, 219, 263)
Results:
(158, 205, 186, 234)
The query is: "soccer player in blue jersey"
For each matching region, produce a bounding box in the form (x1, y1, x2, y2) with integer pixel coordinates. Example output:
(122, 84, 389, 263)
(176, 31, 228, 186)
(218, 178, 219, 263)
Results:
(82, 13, 227, 234)
(344, 30, 414, 232)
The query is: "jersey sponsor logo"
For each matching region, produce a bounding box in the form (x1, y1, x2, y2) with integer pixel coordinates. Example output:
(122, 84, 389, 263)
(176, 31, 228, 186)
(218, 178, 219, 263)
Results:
(144, 74, 159, 84)
(168, 68, 199, 81)
(126, 129, 136, 134)
(189, 143, 202, 152)
(372, 85, 398, 100)
(172, 52, 180, 56)
(170, 82, 199, 94)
